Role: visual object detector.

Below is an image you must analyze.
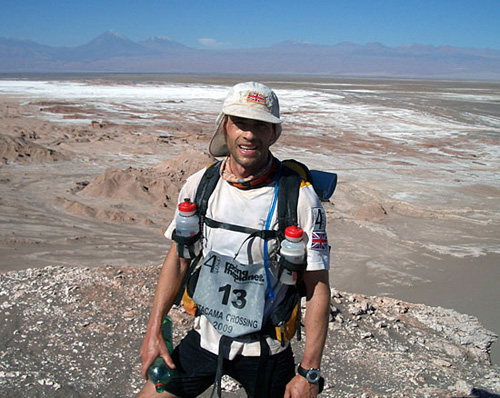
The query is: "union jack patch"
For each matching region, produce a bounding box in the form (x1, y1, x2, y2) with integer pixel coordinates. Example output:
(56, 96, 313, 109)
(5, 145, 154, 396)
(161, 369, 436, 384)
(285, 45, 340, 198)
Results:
(246, 91, 266, 105)
(311, 232, 328, 251)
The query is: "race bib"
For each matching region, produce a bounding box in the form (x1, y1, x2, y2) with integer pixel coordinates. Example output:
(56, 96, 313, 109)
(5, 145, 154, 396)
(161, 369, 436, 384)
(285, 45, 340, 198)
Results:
(192, 251, 267, 337)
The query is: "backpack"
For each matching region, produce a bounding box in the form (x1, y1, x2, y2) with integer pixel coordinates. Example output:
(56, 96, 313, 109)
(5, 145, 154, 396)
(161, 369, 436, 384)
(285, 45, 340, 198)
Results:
(174, 158, 335, 343)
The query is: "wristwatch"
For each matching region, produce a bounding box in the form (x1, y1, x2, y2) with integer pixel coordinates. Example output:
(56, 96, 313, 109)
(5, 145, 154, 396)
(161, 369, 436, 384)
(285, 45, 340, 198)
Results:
(297, 363, 321, 384)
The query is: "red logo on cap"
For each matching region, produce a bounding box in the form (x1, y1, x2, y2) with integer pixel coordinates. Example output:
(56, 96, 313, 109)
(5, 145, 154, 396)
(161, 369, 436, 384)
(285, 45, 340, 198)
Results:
(246, 92, 266, 104)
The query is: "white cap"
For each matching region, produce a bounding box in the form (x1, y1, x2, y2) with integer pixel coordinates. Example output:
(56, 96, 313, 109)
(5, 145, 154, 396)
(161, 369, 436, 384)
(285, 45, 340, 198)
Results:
(209, 82, 283, 157)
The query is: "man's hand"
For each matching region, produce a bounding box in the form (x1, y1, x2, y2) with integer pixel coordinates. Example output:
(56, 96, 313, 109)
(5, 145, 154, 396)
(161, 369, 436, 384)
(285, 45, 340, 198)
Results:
(284, 374, 319, 398)
(286, 270, 329, 397)
(140, 328, 175, 380)
(140, 245, 189, 380)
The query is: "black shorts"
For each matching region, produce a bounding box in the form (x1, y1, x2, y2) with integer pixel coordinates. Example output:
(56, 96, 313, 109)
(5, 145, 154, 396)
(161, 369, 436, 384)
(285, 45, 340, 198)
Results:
(164, 329, 296, 398)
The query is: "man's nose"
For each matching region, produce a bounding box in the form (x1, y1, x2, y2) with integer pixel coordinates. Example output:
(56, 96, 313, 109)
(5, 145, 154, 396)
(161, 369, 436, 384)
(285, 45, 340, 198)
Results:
(240, 126, 257, 139)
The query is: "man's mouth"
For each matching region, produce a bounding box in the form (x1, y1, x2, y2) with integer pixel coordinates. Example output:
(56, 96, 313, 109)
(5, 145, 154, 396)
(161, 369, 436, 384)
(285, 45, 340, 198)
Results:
(238, 144, 258, 153)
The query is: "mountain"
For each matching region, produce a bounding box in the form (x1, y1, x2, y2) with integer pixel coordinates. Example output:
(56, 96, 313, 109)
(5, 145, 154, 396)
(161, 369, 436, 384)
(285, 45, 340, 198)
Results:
(59, 30, 155, 61)
(1, 30, 499, 80)
(0, 37, 56, 57)
(138, 36, 189, 52)
(0, 37, 58, 70)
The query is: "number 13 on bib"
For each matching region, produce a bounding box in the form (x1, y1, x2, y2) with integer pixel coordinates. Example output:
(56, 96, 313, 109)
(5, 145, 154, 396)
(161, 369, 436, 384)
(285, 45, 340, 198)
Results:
(192, 251, 267, 337)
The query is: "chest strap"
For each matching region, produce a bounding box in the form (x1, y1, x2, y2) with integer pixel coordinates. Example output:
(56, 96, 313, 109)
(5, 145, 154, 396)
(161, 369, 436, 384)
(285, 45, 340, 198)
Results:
(204, 216, 278, 240)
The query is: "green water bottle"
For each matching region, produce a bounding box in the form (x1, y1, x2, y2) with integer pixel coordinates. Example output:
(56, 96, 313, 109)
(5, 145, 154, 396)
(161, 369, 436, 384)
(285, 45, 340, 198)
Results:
(147, 315, 177, 393)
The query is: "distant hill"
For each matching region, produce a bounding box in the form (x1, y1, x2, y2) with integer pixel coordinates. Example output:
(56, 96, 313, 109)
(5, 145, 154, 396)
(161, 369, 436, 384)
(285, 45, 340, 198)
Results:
(1, 30, 499, 80)
(138, 36, 190, 51)
(59, 30, 155, 61)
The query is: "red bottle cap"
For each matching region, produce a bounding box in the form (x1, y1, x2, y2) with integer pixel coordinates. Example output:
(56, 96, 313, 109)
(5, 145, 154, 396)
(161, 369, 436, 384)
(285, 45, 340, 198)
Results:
(178, 198, 196, 213)
(285, 225, 303, 239)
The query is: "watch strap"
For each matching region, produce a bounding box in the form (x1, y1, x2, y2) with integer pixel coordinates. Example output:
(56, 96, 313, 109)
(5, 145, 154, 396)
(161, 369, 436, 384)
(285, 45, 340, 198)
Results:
(297, 363, 320, 383)
(297, 364, 325, 393)
(297, 364, 308, 378)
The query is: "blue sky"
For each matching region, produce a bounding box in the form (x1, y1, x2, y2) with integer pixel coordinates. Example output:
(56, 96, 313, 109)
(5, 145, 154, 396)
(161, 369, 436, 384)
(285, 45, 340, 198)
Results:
(1, 0, 499, 50)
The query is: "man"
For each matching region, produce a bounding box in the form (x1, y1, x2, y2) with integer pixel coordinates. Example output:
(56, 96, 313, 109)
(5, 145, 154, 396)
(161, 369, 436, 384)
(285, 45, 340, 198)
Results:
(139, 82, 330, 398)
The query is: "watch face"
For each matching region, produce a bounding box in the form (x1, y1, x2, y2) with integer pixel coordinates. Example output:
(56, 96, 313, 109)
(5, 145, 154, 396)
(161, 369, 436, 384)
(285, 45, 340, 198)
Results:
(306, 369, 321, 384)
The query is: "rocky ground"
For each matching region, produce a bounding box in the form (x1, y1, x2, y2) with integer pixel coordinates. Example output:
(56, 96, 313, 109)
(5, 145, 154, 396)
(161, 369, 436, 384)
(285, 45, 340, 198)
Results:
(0, 265, 498, 398)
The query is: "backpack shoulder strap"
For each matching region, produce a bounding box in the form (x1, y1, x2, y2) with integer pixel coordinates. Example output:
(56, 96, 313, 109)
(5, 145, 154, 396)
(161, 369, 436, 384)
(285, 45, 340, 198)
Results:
(277, 161, 303, 233)
(277, 161, 309, 298)
(173, 161, 221, 307)
(194, 160, 222, 221)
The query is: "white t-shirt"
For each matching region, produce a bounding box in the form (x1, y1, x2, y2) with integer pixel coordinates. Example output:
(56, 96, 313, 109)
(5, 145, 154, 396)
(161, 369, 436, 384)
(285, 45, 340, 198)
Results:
(165, 163, 330, 358)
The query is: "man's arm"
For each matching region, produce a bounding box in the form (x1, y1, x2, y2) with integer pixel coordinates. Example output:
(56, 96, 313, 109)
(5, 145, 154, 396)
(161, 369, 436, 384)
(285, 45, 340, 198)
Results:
(285, 269, 331, 398)
(140, 243, 191, 379)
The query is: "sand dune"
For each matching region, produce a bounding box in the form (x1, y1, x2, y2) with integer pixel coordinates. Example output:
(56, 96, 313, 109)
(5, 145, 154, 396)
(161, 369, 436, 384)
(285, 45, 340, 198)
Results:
(1, 134, 67, 163)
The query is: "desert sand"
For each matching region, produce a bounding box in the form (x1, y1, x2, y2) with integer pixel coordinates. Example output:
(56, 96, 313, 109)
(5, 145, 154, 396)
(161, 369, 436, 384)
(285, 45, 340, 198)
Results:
(0, 75, 499, 396)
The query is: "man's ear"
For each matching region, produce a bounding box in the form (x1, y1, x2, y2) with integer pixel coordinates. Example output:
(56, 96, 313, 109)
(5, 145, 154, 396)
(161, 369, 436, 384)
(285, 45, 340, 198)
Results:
(270, 124, 278, 145)
(222, 115, 229, 138)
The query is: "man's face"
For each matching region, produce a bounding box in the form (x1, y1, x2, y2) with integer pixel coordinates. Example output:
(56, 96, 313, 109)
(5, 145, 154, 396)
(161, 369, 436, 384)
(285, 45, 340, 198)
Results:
(225, 115, 276, 178)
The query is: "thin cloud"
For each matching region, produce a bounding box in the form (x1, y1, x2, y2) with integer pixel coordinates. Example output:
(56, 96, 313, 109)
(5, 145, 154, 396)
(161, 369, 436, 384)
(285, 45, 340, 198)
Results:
(197, 38, 229, 48)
